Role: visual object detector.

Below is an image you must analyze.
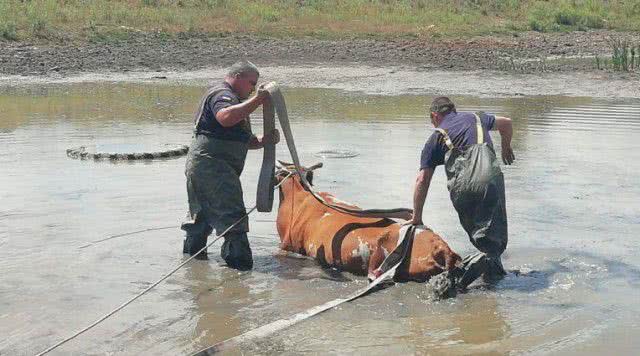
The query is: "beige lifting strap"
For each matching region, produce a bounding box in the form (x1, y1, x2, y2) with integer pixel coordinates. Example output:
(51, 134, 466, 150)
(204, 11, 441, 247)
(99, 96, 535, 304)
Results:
(257, 82, 412, 219)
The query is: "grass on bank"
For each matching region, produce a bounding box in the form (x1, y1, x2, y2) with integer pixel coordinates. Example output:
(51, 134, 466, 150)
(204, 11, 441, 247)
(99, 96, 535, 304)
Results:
(596, 40, 640, 71)
(0, 0, 639, 43)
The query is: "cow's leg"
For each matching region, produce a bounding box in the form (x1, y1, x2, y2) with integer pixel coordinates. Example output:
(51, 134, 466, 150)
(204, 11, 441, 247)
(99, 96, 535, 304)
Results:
(367, 233, 391, 281)
(367, 246, 385, 281)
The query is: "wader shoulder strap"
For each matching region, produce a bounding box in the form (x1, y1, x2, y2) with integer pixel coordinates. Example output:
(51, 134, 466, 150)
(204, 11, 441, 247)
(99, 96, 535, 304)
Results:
(193, 87, 227, 130)
(435, 128, 454, 151)
(474, 113, 484, 144)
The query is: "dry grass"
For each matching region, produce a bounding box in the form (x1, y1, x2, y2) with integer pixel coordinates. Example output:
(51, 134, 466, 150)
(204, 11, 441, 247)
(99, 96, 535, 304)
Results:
(0, 0, 638, 42)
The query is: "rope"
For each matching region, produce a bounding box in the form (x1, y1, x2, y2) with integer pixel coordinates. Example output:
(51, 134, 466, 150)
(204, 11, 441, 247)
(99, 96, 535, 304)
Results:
(191, 225, 417, 355)
(78, 226, 279, 249)
(78, 226, 178, 249)
(79, 228, 277, 249)
(36, 172, 293, 356)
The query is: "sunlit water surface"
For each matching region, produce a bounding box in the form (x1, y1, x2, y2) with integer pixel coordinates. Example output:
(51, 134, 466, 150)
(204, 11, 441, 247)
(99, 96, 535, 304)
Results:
(1, 84, 639, 355)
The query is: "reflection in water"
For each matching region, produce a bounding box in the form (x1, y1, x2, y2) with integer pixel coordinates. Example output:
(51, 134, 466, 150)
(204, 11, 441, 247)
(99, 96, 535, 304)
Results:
(184, 262, 249, 347)
(411, 295, 509, 355)
(0, 83, 639, 355)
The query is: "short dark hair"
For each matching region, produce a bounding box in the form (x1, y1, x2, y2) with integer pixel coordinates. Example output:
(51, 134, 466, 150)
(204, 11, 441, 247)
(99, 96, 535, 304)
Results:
(226, 60, 260, 77)
(429, 97, 456, 115)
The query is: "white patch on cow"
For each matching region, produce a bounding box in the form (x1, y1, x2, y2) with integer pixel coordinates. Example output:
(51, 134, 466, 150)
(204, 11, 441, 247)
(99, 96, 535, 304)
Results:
(351, 238, 370, 270)
(320, 212, 331, 220)
(308, 243, 315, 255)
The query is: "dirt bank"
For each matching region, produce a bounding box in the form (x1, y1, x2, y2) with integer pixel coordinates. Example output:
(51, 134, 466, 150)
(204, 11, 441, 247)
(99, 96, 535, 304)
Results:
(1, 30, 639, 76)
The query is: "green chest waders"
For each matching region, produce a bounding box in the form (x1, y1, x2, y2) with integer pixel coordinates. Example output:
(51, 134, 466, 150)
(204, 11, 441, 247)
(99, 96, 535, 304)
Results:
(182, 88, 253, 269)
(436, 114, 508, 288)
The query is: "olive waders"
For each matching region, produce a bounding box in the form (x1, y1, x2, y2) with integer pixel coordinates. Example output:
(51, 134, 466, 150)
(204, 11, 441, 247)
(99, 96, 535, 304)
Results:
(182, 87, 253, 270)
(438, 114, 509, 290)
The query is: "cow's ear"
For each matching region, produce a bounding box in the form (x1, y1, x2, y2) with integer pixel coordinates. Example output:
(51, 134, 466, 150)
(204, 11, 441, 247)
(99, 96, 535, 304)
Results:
(305, 170, 314, 186)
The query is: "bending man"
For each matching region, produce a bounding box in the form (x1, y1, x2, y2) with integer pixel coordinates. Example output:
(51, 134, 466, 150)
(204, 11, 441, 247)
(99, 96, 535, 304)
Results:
(407, 96, 515, 290)
(182, 61, 280, 270)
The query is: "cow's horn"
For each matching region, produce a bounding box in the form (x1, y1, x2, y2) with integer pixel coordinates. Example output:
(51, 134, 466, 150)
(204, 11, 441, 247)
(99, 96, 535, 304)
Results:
(277, 159, 293, 167)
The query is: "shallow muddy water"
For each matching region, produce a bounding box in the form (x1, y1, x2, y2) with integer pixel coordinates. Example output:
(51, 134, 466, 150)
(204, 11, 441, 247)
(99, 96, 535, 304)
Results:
(1, 82, 639, 355)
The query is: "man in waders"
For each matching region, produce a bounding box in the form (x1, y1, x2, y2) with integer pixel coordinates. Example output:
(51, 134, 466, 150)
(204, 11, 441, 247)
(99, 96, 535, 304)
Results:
(407, 96, 515, 290)
(182, 61, 280, 270)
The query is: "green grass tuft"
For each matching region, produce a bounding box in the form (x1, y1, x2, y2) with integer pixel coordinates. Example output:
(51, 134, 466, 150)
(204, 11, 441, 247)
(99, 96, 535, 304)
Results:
(0, 0, 637, 42)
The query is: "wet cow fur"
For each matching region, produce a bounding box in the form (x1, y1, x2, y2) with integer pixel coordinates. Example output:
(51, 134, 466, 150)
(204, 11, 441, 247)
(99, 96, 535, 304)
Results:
(275, 170, 461, 282)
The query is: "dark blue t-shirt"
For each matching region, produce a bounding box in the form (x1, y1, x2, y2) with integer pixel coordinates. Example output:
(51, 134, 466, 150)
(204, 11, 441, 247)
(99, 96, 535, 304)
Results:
(420, 112, 495, 170)
(195, 82, 252, 143)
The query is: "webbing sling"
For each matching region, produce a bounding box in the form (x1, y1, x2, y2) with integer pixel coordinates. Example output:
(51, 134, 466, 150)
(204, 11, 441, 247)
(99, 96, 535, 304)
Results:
(191, 225, 417, 356)
(256, 82, 413, 220)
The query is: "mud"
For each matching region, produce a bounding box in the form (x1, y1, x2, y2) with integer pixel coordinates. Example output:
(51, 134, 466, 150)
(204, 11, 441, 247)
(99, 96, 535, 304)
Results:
(1, 63, 638, 99)
(1, 30, 639, 77)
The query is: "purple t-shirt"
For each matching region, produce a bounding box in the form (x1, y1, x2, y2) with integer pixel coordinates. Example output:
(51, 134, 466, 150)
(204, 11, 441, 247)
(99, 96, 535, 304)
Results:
(420, 112, 495, 170)
(195, 82, 252, 142)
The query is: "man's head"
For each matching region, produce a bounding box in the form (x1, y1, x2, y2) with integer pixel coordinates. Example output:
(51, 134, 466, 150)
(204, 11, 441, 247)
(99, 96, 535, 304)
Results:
(225, 61, 260, 100)
(429, 96, 456, 127)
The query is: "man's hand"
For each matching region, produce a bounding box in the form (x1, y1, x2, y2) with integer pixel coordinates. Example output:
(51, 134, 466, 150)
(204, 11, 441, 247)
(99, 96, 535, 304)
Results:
(262, 129, 280, 145)
(256, 84, 270, 102)
(501, 143, 515, 165)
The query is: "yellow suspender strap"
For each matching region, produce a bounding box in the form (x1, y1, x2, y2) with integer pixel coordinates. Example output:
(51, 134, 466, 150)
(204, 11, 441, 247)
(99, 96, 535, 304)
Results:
(474, 113, 484, 144)
(435, 128, 454, 151)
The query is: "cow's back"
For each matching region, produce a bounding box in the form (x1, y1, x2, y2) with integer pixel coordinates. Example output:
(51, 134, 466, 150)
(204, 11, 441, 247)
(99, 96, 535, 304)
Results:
(277, 183, 460, 280)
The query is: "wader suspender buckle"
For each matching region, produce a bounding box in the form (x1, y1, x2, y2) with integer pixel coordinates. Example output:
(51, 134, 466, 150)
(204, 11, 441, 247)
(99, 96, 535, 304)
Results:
(435, 128, 454, 151)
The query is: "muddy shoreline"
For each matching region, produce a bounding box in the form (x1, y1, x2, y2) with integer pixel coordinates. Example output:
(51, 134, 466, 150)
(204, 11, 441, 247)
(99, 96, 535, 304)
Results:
(2, 30, 640, 76)
(1, 30, 638, 98)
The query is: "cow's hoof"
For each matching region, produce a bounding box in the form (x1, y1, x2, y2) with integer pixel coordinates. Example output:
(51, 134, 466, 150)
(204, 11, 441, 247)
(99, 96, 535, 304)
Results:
(430, 272, 457, 299)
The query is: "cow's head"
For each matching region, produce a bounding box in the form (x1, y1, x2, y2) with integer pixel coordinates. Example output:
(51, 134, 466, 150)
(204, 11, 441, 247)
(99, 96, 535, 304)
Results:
(275, 160, 323, 186)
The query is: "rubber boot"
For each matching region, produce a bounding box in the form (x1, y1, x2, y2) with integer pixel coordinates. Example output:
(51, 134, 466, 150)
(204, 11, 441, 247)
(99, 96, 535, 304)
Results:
(181, 220, 212, 260)
(455, 252, 489, 291)
(221, 232, 253, 270)
(481, 254, 507, 284)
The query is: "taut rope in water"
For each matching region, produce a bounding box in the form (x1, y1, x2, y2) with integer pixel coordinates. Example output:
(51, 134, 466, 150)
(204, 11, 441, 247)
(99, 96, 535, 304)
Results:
(191, 226, 417, 355)
(78, 226, 177, 249)
(35, 172, 293, 356)
(39, 83, 414, 355)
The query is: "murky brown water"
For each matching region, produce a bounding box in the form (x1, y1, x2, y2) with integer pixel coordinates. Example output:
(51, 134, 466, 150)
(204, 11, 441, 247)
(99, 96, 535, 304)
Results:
(1, 83, 639, 355)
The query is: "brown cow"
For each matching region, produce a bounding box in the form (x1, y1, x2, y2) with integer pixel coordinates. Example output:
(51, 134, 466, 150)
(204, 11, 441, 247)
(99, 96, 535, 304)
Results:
(275, 165, 462, 288)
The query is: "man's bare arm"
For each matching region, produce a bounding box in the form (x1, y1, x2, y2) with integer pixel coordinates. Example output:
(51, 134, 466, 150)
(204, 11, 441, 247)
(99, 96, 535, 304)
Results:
(493, 116, 515, 165)
(407, 167, 434, 225)
(216, 88, 269, 127)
